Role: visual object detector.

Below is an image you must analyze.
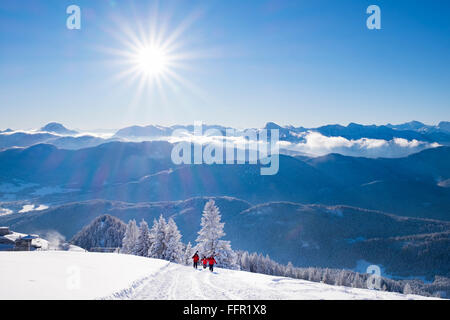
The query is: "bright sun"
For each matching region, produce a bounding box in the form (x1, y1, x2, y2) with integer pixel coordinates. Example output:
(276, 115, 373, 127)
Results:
(136, 46, 168, 77)
(104, 5, 205, 96)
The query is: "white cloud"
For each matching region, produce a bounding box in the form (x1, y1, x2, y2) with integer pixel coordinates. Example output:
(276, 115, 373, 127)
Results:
(281, 131, 440, 158)
(164, 129, 440, 158)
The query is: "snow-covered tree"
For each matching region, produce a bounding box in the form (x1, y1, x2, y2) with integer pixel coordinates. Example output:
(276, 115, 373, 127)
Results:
(352, 274, 365, 288)
(214, 240, 238, 269)
(148, 218, 158, 247)
(336, 269, 347, 286)
(255, 253, 266, 274)
(274, 263, 284, 276)
(183, 242, 195, 265)
(195, 199, 238, 269)
(196, 200, 225, 255)
(148, 215, 167, 259)
(71, 214, 126, 251)
(321, 268, 332, 284)
(264, 254, 275, 275)
(134, 219, 152, 257)
(240, 251, 250, 271)
(403, 283, 413, 295)
(121, 219, 139, 254)
(285, 262, 294, 277)
(163, 218, 184, 263)
(248, 252, 258, 272)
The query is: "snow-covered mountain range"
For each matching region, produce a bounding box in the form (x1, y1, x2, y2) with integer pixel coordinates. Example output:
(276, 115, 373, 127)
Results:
(1, 121, 449, 157)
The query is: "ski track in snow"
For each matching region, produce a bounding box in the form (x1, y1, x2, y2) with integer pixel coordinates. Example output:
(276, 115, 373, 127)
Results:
(130, 264, 226, 300)
(104, 261, 172, 300)
(109, 264, 244, 300)
(107, 262, 433, 300)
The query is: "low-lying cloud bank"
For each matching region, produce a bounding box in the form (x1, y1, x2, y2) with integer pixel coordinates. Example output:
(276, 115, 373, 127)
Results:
(280, 131, 440, 158)
(165, 130, 440, 158)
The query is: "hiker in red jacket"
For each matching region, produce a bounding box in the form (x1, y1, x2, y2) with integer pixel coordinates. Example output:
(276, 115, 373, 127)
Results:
(201, 256, 208, 269)
(208, 256, 217, 272)
(192, 251, 199, 269)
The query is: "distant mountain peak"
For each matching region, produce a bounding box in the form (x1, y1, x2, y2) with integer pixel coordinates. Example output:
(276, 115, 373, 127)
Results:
(264, 122, 282, 130)
(386, 121, 427, 131)
(407, 120, 425, 125)
(347, 122, 363, 127)
(40, 122, 77, 135)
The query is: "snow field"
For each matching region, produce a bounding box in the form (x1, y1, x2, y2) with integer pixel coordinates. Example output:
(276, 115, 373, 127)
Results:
(0, 251, 438, 300)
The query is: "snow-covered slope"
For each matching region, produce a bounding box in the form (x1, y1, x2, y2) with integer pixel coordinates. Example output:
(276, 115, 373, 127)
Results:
(0, 251, 168, 299)
(0, 251, 437, 300)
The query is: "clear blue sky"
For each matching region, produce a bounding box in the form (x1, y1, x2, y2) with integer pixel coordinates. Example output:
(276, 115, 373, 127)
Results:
(0, 0, 449, 130)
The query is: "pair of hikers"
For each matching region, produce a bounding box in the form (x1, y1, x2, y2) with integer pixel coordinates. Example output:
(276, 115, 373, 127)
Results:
(192, 251, 217, 272)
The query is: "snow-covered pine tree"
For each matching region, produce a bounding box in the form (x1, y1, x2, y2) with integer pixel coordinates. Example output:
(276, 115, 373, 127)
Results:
(215, 240, 239, 269)
(148, 218, 158, 248)
(121, 219, 139, 254)
(183, 242, 194, 265)
(195, 199, 238, 269)
(352, 273, 364, 288)
(403, 283, 413, 295)
(196, 200, 225, 255)
(264, 254, 274, 275)
(274, 263, 284, 276)
(240, 251, 250, 271)
(285, 262, 294, 278)
(255, 253, 267, 274)
(148, 215, 167, 259)
(321, 268, 332, 284)
(249, 252, 258, 272)
(163, 218, 184, 263)
(134, 219, 152, 257)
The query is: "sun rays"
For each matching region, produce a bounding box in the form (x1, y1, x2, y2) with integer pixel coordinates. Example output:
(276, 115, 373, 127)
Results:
(102, 3, 206, 102)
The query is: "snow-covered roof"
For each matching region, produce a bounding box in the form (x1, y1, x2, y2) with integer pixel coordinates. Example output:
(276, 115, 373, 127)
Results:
(20, 235, 39, 240)
(0, 229, 83, 252)
(3, 232, 49, 250)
